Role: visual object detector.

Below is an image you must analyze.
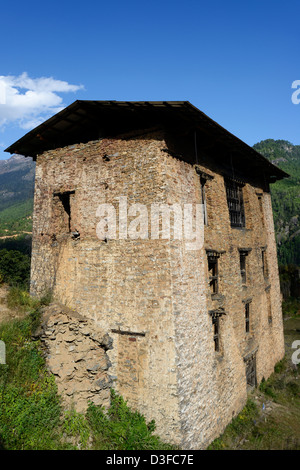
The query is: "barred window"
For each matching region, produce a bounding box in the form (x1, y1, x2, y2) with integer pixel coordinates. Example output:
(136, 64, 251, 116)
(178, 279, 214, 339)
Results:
(225, 179, 245, 228)
(207, 251, 221, 294)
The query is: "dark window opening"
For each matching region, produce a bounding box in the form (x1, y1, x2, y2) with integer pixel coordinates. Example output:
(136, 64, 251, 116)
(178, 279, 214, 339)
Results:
(239, 249, 250, 284)
(225, 179, 245, 228)
(245, 303, 250, 333)
(53, 190, 75, 234)
(240, 252, 247, 284)
(208, 256, 219, 294)
(212, 316, 220, 352)
(59, 193, 71, 232)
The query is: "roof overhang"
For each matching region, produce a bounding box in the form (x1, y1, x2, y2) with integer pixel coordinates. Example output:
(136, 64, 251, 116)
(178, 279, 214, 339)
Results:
(5, 100, 289, 182)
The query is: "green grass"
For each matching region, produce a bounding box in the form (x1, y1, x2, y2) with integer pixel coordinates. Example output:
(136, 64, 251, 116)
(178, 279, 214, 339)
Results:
(86, 391, 175, 450)
(0, 296, 64, 450)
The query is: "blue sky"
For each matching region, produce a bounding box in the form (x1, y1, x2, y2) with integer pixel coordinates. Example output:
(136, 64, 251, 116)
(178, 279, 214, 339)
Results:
(0, 0, 299, 160)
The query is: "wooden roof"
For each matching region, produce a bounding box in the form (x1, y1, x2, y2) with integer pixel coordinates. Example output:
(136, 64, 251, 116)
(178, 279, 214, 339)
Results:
(5, 100, 288, 181)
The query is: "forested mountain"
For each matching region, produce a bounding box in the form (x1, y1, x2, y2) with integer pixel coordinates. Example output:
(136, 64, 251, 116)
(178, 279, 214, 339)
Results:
(253, 139, 300, 266)
(0, 155, 35, 238)
(0, 155, 35, 211)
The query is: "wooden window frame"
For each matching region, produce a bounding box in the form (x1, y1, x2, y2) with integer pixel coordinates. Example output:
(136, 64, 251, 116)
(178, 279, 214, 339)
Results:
(239, 248, 251, 285)
(207, 250, 222, 295)
(208, 257, 218, 294)
(209, 309, 226, 353)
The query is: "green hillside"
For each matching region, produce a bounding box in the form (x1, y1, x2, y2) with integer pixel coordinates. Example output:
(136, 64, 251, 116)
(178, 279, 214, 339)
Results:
(0, 156, 34, 252)
(0, 199, 33, 237)
(253, 139, 300, 266)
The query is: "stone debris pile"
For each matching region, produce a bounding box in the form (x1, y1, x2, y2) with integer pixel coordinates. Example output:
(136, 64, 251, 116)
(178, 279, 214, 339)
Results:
(35, 304, 113, 413)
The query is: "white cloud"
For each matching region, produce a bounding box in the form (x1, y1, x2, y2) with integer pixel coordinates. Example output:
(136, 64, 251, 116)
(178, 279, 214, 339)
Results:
(0, 72, 84, 130)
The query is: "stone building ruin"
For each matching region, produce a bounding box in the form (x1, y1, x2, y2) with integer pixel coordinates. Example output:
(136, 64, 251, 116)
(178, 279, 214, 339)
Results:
(6, 101, 288, 449)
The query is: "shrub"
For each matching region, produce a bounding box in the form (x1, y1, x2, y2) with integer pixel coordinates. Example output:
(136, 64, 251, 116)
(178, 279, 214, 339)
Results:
(259, 378, 278, 400)
(286, 381, 300, 397)
(0, 249, 31, 288)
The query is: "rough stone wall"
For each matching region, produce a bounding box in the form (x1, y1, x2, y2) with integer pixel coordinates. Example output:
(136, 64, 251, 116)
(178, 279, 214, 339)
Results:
(174, 156, 285, 448)
(31, 131, 183, 444)
(30, 129, 285, 449)
(36, 303, 113, 413)
(259, 192, 285, 374)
